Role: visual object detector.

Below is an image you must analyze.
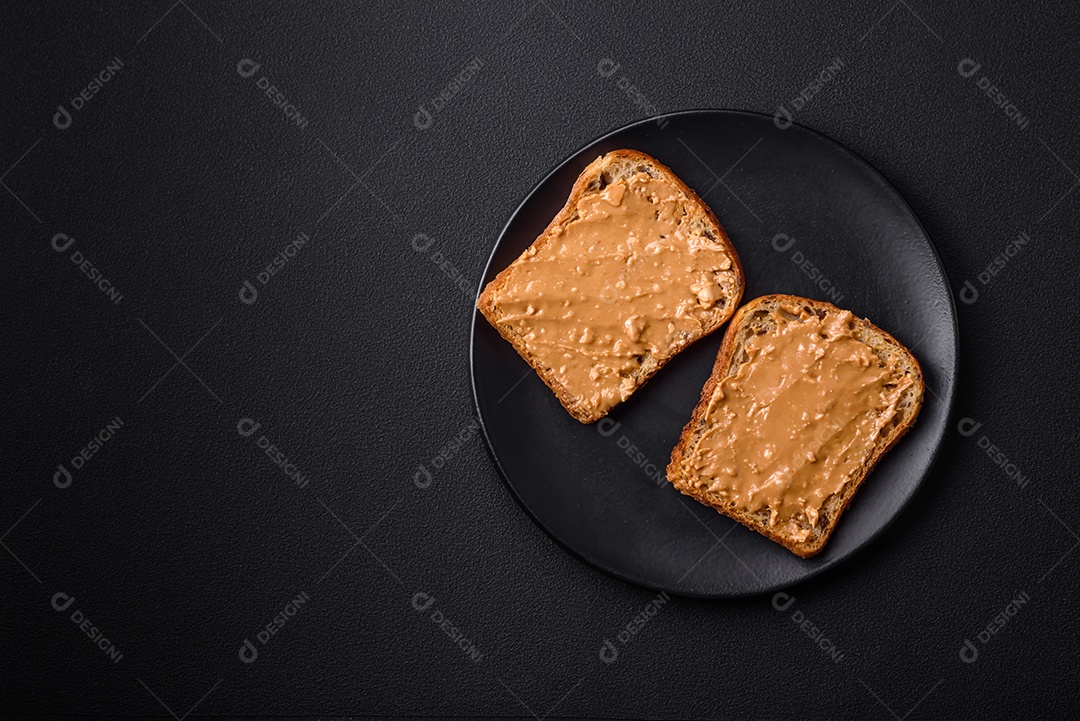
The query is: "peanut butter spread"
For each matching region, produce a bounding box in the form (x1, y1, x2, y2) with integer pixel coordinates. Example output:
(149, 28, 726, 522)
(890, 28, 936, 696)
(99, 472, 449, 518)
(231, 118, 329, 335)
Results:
(683, 304, 912, 543)
(490, 171, 737, 417)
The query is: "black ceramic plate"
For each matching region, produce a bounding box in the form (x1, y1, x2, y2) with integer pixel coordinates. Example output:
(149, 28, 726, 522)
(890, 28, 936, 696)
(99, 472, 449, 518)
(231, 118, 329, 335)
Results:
(470, 110, 957, 598)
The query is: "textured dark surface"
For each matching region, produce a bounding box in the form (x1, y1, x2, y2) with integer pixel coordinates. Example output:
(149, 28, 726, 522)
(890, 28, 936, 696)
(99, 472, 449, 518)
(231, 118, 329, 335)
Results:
(3, 1, 1078, 719)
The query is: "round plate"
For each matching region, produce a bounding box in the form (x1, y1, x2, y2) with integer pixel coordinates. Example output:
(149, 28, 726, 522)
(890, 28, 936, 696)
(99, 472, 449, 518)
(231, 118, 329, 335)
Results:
(470, 110, 958, 598)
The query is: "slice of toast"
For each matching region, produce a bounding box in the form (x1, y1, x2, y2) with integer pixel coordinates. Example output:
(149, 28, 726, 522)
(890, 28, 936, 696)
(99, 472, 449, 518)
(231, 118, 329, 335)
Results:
(477, 149, 744, 423)
(667, 294, 924, 558)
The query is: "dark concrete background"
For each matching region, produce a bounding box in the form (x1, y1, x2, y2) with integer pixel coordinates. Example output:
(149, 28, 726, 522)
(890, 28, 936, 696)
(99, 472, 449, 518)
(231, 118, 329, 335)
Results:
(3, 1, 1078, 719)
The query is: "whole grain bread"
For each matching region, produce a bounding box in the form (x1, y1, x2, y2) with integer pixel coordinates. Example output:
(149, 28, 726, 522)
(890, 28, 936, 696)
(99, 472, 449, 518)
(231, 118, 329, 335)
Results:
(666, 294, 925, 558)
(477, 149, 744, 423)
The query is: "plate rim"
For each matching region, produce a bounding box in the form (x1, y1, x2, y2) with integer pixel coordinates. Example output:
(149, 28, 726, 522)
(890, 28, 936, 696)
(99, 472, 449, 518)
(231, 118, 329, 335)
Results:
(468, 108, 960, 599)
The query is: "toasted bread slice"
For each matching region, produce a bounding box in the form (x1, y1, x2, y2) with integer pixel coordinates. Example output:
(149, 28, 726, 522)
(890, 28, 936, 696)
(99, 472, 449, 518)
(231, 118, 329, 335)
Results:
(667, 294, 924, 558)
(477, 149, 744, 423)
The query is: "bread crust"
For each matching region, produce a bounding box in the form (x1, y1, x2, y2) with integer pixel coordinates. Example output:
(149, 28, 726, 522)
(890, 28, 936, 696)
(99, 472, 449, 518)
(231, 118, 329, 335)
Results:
(477, 149, 745, 423)
(666, 294, 925, 558)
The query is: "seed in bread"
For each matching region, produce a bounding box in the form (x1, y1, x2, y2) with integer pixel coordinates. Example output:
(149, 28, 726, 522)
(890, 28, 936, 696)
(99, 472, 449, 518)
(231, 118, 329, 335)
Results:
(667, 294, 924, 558)
(477, 149, 744, 423)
